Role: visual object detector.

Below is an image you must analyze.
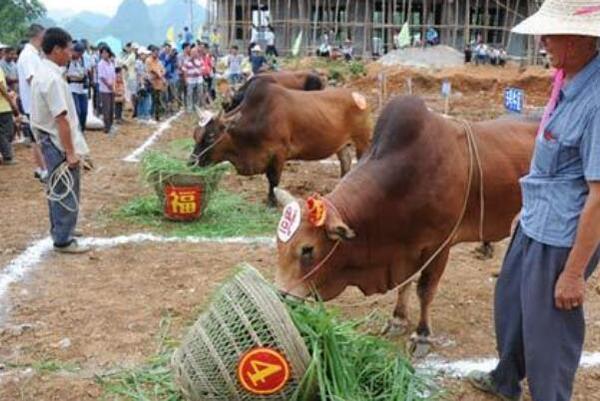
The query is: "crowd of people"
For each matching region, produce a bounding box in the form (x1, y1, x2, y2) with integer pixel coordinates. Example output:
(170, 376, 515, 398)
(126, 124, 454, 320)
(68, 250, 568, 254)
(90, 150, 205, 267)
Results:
(0, 23, 282, 171)
(464, 42, 509, 66)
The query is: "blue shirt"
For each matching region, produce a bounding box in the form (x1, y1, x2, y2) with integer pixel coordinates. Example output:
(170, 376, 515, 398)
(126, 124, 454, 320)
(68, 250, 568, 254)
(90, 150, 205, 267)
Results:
(250, 55, 267, 74)
(520, 53, 600, 248)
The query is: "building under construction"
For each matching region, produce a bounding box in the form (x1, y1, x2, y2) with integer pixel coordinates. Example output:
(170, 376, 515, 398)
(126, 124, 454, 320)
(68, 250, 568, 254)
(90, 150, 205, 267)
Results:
(215, 0, 543, 58)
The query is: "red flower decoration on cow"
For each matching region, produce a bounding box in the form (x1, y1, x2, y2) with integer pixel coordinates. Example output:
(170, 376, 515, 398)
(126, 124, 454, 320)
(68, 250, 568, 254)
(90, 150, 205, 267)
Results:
(306, 195, 327, 227)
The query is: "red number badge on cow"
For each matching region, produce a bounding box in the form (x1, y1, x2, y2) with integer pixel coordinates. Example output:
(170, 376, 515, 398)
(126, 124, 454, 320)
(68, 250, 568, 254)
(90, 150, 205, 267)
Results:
(164, 186, 203, 220)
(278, 202, 301, 243)
(237, 347, 291, 395)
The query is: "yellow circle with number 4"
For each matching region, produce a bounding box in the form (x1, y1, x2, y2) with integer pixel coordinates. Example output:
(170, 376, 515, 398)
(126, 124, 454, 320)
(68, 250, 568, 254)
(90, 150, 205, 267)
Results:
(237, 347, 291, 395)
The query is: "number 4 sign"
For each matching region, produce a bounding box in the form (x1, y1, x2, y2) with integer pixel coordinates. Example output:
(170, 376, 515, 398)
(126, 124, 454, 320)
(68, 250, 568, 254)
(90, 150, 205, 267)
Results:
(237, 347, 291, 395)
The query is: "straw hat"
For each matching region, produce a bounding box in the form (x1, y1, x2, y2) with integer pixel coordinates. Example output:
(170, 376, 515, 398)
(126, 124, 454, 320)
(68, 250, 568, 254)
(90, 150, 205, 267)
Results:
(512, 0, 600, 37)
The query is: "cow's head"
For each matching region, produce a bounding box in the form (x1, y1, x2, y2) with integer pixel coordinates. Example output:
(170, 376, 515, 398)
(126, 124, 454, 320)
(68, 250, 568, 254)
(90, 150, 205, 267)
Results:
(275, 189, 356, 300)
(189, 108, 241, 166)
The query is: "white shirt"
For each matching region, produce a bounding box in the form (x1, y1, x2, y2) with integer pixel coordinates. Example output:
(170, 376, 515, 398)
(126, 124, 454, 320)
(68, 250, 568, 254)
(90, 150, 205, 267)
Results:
(265, 31, 275, 46)
(66, 58, 88, 94)
(17, 43, 42, 114)
(227, 54, 243, 75)
(31, 59, 89, 156)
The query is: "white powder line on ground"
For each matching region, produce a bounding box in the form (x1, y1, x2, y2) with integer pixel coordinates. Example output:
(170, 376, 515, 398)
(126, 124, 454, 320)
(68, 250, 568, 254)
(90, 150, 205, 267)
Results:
(0, 233, 275, 315)
(318, 159, 358, 165)
(123, 111, 184, 163)
(417, 352, 600, 377)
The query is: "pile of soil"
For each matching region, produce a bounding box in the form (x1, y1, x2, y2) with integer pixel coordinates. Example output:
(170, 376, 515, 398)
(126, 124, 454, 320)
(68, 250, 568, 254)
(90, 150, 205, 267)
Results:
(378, 45, 465, 69)
(351, 64, 552, 119)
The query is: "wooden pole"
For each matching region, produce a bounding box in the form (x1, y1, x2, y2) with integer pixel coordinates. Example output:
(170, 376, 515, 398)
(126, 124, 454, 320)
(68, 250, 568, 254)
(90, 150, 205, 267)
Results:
(465, 0, 471, 45)
(345, 0, 351, 39)
(506, 0, 521, 51)
(453, 0, 458, 47)
(484, 0, 490, 42)
(422, 0, 427, 43)
(313, 0, 320, 51)
(286, 0, 292, 52)
(352, 0, 358, 51)
(363, 0, 369, 55)
(334, 0, 341, 39)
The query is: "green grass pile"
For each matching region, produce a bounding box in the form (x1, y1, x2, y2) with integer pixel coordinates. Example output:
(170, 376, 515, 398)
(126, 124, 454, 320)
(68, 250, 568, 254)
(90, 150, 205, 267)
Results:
(141, 150, 228, 196)
(286, 298, 435, 401)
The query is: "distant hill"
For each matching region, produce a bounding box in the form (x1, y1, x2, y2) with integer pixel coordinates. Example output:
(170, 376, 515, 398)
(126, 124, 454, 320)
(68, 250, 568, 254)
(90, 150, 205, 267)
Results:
(64, 12, 111, 41)
(102, 0, 155, 45)
(149, 0, 208, 42)
(47, 0, 208, 46)
(69, 12, 111, 29)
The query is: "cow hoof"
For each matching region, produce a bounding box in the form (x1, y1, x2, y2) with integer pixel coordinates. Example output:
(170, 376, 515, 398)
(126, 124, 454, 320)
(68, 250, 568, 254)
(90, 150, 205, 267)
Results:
(381, 317, 410, 338)
(407, 333, 432, 359)
(474, 244, 494, 260)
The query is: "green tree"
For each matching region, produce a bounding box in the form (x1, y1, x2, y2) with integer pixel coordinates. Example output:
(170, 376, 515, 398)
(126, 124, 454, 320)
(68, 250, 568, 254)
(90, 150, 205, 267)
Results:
(0, 0, 46, 45)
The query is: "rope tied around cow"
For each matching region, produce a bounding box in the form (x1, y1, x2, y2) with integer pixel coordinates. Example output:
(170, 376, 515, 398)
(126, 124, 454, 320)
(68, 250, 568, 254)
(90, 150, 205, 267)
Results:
(282, 119, 486, 303)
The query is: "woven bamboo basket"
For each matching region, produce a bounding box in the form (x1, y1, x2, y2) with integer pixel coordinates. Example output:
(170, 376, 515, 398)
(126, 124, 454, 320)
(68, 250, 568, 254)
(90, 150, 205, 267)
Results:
(151, 171, 223, 221)
(172, 266, 313, 401)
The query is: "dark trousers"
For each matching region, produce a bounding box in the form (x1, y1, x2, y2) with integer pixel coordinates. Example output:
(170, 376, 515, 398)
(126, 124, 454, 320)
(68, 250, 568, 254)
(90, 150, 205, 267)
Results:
(100, 92, 114, 133)
(151, 89, 163, 121)
(491, 225, 600, 401)
(115, 101, 123, 121)
(39, 134, 80, 247)
(266, 45, 278, 57)
(92, 83, 101, 115)
(71, 93, 88, 133)
(0, 112, 14, 161)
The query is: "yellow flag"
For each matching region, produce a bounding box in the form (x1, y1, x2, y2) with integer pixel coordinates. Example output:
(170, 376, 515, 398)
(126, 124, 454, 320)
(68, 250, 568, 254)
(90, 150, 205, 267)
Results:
(292, 30, 303, 57)
(166, 26, 176, 44)
(398, 22, 411, 48)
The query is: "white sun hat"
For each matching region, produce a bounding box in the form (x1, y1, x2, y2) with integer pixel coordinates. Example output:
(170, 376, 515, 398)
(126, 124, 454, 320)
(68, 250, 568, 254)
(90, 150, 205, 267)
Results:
(512, 0, 600, 37)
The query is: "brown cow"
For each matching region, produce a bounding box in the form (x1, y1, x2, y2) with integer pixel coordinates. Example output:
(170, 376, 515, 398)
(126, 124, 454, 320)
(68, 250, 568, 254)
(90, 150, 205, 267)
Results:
(224, 70, 326, 113)
(189, 78, 372, 206)
(275, 96, 537, 355)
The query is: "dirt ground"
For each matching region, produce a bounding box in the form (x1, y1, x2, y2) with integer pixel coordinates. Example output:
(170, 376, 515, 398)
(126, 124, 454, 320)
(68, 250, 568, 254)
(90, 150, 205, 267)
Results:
(2, 63, 599, 401)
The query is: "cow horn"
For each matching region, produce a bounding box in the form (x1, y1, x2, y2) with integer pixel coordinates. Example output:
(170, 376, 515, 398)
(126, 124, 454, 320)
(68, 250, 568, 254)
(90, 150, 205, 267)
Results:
(274, 188, 297, 208)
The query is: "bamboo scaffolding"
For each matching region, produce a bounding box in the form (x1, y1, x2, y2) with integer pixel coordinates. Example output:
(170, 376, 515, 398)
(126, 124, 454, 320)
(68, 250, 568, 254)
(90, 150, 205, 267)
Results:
(215, 0, 541, 60)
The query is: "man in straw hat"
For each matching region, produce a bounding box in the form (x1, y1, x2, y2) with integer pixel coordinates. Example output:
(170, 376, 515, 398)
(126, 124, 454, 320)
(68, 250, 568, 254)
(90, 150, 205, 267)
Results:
(468, 1, 600, 400)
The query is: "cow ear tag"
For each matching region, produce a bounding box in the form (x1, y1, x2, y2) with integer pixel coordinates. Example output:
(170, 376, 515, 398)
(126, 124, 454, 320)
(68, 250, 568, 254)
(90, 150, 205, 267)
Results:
(278, 202, 302, 243)
(307, 195, 327, 227)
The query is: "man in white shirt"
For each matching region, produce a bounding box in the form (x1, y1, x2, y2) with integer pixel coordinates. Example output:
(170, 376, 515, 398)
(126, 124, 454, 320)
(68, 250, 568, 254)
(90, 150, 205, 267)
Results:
(17, 23, 47, 182)
(31, 28, 91, 254)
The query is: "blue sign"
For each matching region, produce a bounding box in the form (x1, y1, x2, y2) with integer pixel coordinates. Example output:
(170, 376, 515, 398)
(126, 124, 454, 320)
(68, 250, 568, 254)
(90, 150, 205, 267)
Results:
(504, 87, 525, 113)
(441, 80, 452, 98)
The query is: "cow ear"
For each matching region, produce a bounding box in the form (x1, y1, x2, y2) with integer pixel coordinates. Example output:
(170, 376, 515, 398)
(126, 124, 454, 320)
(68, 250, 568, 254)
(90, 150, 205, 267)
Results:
(326, 222, 356, 241)
(193, 126, 205, 144)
